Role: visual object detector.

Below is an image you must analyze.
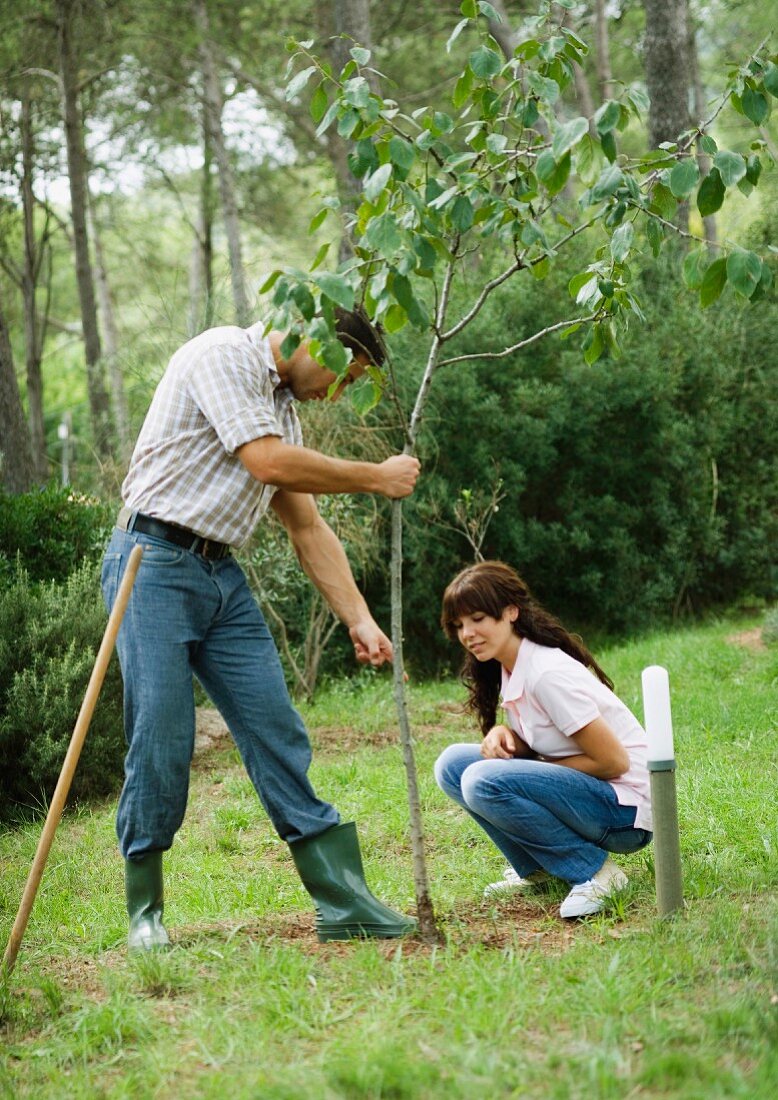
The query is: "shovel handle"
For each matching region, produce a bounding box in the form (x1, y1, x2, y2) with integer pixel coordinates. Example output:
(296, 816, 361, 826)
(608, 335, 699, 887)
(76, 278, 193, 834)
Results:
(2, 544, 143, 977)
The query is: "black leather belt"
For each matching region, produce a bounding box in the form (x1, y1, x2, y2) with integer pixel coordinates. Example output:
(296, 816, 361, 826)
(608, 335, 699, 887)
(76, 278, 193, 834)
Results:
(121, 510, 231, 560)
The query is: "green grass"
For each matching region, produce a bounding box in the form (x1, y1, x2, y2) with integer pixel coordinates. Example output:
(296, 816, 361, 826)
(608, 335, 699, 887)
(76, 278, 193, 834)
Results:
(0, 615, 776, 1098)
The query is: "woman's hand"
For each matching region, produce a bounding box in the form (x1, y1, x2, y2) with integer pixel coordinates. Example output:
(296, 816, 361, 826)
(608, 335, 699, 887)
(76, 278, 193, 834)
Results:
(481, 724, 522, 759)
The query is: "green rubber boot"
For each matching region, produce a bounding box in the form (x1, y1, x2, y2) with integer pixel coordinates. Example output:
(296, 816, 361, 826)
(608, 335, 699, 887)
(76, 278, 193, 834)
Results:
(289, 821, 417, 942)
(125, 852, 170, 951)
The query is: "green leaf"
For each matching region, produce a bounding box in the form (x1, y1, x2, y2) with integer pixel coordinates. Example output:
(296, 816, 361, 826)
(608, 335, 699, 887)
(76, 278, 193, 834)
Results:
(450, 195, 474, 231)
(392, 273, 428, 328)
(315, 100, 340, 137)
(594, 100, 620, 135)
(697, 168, 725, 217)
(646, 217, 663, 258)
(308, 207, 328, 233)
(469, 45, 502, 79)
(651, 182, 677, 221)
(764, 63, 778, 98)
(343, 76, 371, 109)
(350, 46, 371, 65)
(726, 249, 763, 298)
(478, 1, 502, 20)
(460, 0, 477, 16)
(669, 159, 700, 199)
(320, 340, 348, 374)
(310, 83, 328, 124)
(310, 242, 330, 272)
(745, 153, 762, 187)
(741, 85, 769, 125)
(583, 324, 605, 365)
(291, 283, 315, 320)
(280, 330, 301, 358)
(382, 303, 408, 333)
(364, 163, 393, 203)
(536, 151, 571, 196)
(453, 66, 475, 108)
(682, 247, 707, 290)
(486, 132, 508, 155)
(526, 71, 560, 105)
(350, 379, 382, 416)
(610, 222, 634, 263)
(699, 257, 727, 308)
(699, 134, 717, 155)
(600, 130, 617, 163)
(364, 212, 402, 255)
(388, 136, 415, 175)
(259, 269, 282, 294)
(447, 17, 469, 52)
(316, 273, 355, 311)
(285, 66, 316, 101)
(552, 117, 589, 159)
(713, 151, 747, 187)
(591, 163, 623, 202)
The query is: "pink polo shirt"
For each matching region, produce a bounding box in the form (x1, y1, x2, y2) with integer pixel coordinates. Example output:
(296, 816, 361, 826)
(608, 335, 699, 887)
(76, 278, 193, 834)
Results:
(501, 639, 652, 831)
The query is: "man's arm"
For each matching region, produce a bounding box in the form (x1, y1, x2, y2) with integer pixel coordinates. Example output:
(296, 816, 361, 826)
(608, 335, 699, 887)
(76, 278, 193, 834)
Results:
(237, 436, 419, 498)
(270, 489, 393, 666)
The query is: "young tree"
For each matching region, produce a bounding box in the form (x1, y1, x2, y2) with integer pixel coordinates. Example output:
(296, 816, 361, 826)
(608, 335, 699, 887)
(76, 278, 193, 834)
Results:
(264, 1, 775, 939)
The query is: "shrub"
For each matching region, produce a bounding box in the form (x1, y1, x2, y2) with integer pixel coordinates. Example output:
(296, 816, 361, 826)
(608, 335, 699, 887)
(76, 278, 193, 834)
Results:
(0, 484, 114, 587)
(0, 559, 125, 819)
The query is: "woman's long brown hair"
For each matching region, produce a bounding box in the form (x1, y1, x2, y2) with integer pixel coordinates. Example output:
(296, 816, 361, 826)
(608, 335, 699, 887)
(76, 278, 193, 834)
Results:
(441, 561, 613, 736)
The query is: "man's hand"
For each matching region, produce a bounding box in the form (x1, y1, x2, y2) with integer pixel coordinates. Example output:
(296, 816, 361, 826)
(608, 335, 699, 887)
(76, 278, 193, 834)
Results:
(349, 620, 394, 666)
(377, 455, 421, 498)
(481, 724, 523, 759)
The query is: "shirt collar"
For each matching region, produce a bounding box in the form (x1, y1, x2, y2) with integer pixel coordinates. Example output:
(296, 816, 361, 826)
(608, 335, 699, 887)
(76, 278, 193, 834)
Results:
(501, 638, 532, 703)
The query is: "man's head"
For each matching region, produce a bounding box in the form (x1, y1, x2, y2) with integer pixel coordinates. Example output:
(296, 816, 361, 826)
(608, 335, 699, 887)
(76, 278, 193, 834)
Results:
(272, 307, 386, 403)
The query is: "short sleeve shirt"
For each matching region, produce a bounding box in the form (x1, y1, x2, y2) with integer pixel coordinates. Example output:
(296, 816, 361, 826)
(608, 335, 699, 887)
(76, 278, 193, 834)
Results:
(501, 639, 652, 830)
(122, 323, 301, 547)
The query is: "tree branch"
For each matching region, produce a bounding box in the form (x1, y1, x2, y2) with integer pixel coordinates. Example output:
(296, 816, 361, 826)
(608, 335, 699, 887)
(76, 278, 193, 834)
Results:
(438, 314, 597, 367)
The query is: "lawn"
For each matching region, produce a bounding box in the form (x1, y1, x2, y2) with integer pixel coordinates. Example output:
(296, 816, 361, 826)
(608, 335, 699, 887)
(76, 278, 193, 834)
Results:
(1, 616, 776, 1098)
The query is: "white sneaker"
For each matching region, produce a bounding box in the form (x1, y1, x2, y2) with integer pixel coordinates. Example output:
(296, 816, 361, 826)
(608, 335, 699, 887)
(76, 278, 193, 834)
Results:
(559, 858, 628, 918)
(483, 867, 550, 898)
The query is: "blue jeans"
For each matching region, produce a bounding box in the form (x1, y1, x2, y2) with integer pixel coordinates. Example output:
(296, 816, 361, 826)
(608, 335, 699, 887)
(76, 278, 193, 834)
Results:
(434, 744, 652, 885)
(101, 527, 339, 859)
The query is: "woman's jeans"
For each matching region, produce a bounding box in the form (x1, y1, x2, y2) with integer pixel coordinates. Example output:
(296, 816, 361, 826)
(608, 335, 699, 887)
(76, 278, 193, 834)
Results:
(102, 526, 339, 860)
(434, 744, 652, 885)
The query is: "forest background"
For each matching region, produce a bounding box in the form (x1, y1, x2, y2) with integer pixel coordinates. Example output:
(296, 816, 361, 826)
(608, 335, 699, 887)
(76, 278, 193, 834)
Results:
(0, 0, 776, 811)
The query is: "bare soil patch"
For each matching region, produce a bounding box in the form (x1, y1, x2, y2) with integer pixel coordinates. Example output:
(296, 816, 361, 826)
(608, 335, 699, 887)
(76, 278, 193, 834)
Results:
(726, 628, 766, 652)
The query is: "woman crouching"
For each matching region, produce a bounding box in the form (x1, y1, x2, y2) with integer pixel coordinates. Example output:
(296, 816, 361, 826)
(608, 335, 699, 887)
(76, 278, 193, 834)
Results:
(434, 561, 653, 918)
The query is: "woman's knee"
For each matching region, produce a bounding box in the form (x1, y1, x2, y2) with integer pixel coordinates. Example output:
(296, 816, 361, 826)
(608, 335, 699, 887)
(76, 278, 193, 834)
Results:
(434, 743, 482, 796)
(459, 760, 503, 813)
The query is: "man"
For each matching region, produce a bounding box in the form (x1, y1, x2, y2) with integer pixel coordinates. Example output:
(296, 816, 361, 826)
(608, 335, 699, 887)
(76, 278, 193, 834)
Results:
(101, 308, 420, 949)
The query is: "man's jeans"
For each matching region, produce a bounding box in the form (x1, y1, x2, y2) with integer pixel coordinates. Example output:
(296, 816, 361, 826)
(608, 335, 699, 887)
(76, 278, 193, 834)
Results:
(102, 526, 339, 859)
(434, 744, 652, 885)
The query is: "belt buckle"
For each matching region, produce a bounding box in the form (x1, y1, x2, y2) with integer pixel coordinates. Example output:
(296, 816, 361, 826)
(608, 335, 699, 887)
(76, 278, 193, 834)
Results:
(201, 538, 219, 560)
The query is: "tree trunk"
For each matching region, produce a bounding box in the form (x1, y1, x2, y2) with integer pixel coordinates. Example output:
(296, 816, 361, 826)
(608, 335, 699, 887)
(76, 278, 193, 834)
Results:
(644, 0, 692, 232)
(686, 7, 717, 246)
(194, 0, 251, 328)
(644, 0, 691, 149)
(0, 302, 36, 493)
(323, 0, 376, 262)
(594, 0, 614, 98)
(188, 111, 215, 335)
(88, 193, 130, 461)
(20, 90, 48, 482)
(56, 0, 113, 461)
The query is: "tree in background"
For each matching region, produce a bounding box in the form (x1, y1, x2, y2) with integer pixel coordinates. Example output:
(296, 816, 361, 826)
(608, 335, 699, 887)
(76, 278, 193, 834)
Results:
(266, 0, 776, 939)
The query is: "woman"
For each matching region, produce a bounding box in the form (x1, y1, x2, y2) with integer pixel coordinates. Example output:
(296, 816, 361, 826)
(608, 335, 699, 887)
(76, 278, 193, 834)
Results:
(434, 561, 652, 918)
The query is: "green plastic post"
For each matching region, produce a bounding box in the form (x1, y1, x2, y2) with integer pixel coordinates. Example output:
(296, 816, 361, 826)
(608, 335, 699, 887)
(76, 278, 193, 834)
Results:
(649, 762, 684, 916)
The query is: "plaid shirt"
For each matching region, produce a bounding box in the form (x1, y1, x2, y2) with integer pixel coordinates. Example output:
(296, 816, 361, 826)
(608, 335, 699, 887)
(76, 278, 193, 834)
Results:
(122, 323, 302, 547)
